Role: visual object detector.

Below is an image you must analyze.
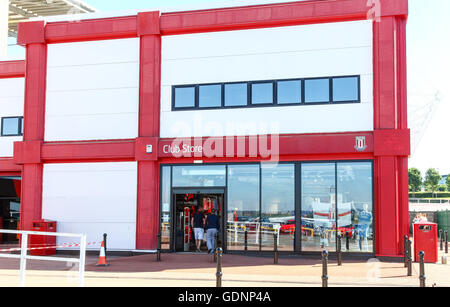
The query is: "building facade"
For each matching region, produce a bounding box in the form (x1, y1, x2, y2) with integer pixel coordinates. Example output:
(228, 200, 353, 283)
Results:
(0, 0, 410, 258)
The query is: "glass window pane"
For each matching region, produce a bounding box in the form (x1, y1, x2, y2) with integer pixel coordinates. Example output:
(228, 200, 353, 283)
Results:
(174, 87, 195, 108)
(251, 82, 273, 105)
(227, 165, 260, 251)
(2, 118, 20, 136)
(305, 78, 330, 103)
(333, 77, 359, 102)
(199, 84, 222, 108)
(261, 164, 295, 251)
(337, 162, 373, 253)
(161, 166, 171, 250)
(277, 80, 302, 104)
(172, 165, 226, 187)
(224, 83, 247, 107)
(301, 163, 336, 252)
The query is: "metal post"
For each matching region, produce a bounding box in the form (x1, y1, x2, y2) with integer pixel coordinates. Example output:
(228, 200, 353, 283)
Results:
(322, 250, 328, 287)
(273, 232, 279, 264)
(407, 240, 412, 277)
(216, 248, 223, 287)
(419, 251, 426, 288)
(157, 233, 161, 262)
(445, 231, 448, 254)
(244, 228, 248, 251)
(103, 233, 107, 253)
(214, 233, 218, 262)
(79, 234, 87, 287)
(439, 230, 443, 251)
(346, 232, 350, 251)
(337, 233, 342, 266)
(404, 235, 408, 268)
(19, 233, 28, 287)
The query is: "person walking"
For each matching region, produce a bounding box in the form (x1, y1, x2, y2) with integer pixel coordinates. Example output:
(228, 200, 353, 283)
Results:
(205, 209, 220, 254)
(191, 206, 205, 252)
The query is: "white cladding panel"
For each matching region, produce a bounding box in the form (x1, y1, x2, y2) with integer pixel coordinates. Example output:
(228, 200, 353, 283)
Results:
(161, 20, 373, 138)
(42, 162, 138, 250)
(0, 77, 24, 157)
(45, 38, 140, 142)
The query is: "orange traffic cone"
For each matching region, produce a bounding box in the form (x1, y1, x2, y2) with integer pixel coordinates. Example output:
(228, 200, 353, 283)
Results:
(96, 241, 109, 267)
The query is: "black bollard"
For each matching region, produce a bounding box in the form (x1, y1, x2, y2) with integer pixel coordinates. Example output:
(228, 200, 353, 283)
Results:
(404, 235, 408, 268)
(445, 231, 448, 254)
(322, 250, 328, 287)
(419, 251, 426, 287)
(346, 232, 350, 251)
(103, 233, 107, 253)
(439, 230, 443, 251)
(407, 240, 412, 277)
(216, 248, 223, 287)
(337, 233, 342, 266)
(244, 228, 248, 251)
(274, 232, 279, 264)
(157, 233, 161, 262)
(213, 233, 218, 262)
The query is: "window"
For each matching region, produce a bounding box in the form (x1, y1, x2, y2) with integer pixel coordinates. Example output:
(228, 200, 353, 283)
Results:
(172, 165, 226, 187)
(301, 163, 336, 252)
(333, 76, 359, 102)
(225, 83, 248, 107)
(199, 84, 222, 108)
(174, 86, 196, 108)
(227, 164, 260, 251)
(261, 164, 295, 251)
(172, 76, 360, 110)
(304, 78, 330, 103)
(251, 82, 273, 105)
(337, 162, 373, 252)
(1, 117, 23, 136)
(277, 80, 302, 104)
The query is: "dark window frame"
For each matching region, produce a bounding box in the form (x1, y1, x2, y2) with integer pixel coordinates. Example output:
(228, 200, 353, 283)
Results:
(159, 160, 374, 256)
(172, 75, 361, 111)
(1, 116, 23, 137)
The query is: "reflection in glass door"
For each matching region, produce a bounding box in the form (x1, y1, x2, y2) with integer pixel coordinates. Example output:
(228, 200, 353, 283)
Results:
(301, 163, 336, 252)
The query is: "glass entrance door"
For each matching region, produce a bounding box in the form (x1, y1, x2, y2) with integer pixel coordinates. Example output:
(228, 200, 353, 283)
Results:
(172, 189, 225, 253)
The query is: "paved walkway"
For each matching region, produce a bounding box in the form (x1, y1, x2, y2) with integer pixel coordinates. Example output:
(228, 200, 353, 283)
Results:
(0, 250, 449, 287)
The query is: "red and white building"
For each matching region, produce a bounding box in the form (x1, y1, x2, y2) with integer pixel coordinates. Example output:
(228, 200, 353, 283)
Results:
(0, 0, 410, 259)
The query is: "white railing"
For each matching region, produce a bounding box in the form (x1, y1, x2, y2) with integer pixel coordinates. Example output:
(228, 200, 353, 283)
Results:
(0, 229, 86, 287)
(227, 222, 281, 245)
(409, 198, 450, 204)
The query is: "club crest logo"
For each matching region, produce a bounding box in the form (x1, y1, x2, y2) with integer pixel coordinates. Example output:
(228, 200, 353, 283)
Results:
(354, 136, 367, 152)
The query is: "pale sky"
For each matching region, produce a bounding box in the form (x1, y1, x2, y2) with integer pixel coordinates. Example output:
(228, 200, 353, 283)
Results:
(6, 0, 450, 176)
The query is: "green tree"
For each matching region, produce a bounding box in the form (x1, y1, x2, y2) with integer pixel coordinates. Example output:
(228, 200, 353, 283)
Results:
(446, 176, 450, 191)
(424, 168, 441, 193)
(408, 168, 422, 192)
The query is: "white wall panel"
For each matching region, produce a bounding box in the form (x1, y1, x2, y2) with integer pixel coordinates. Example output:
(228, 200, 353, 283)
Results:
(0, 77, 24, 157)
(42, 162, 138, 250)
(161, 20, 374, 137)
(45, 38, 140, 142)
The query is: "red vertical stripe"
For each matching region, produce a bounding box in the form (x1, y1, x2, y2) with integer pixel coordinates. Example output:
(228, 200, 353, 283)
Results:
(20, 42, 47, 231)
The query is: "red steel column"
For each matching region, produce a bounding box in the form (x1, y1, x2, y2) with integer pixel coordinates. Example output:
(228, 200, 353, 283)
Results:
(373, 13, 409, 258)
(136, 12, 161, 250)
(17, 21, 47, 230)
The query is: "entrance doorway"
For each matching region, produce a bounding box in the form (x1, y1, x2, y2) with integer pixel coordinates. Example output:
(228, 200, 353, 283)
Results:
(0, 177, 21, 245)
(173, 189, 224, 253)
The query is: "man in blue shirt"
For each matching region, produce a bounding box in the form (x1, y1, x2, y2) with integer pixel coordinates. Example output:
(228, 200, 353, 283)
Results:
(205, 209, 220, 254)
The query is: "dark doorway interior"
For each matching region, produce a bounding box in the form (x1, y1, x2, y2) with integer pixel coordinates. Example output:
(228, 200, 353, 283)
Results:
(174, 192, 224, 252)
(0, 177, 21, 244)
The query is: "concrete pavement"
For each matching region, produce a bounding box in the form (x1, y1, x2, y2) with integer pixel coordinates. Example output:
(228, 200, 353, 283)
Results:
(0, 252, 449, 287)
